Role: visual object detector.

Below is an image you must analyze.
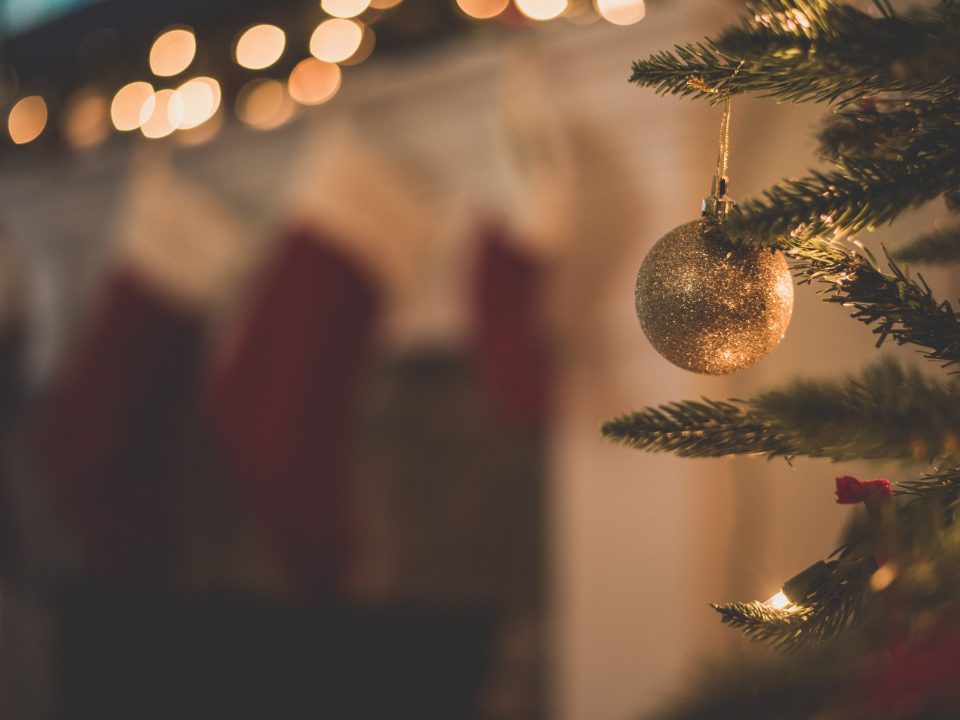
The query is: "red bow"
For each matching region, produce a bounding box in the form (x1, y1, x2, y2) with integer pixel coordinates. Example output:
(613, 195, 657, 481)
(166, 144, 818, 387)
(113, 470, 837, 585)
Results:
(835, 475, 892, 505)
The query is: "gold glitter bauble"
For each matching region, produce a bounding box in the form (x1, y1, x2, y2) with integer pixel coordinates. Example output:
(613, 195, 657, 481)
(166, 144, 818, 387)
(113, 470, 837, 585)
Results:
(635, 218, 794, 375)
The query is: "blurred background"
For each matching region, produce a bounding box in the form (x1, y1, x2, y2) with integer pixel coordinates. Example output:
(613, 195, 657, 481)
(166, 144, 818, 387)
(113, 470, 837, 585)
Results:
(0, 0, 952, 718)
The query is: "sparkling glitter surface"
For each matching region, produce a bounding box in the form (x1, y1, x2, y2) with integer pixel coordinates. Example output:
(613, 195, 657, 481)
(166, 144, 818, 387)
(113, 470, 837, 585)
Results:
(635, 218, 794, 375)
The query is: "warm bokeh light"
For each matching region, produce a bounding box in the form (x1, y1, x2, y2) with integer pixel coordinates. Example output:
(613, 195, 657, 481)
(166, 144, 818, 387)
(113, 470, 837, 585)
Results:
(176, 77, 221, 129)
(309, 19, 364, 63)
(341, 26, 376, 66)
(177, 109, 224, 147)
(321, 0, 371, 18)
(236, 78, 296, 131)
(515, 0, 567, 20)
(457, 0, 509, 19)
(594, 0, 644, 25)
(140, 88, 185, 139)
(360, 7, 384, 22)
(370, 0, 403, 8)
(149, 27, 197, 77)
(563, 0, 598, 24)
(870, 563, 898, 592)
(111, 81, 155, 131)
(64, 87, 110, 149)
(234, 24, 286, 70)
(288, 58, 342, 106)
(7, 96, 48, 145)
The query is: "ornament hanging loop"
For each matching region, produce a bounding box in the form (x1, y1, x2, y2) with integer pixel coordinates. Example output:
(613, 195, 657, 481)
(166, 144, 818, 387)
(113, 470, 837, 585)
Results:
(695, 61, 743, 220)
(702, 96, 736, 220)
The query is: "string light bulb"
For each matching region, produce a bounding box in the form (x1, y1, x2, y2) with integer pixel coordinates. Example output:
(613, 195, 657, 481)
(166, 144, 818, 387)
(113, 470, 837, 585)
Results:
(763, 561, 829, 611)
(764, 591, 792, 611)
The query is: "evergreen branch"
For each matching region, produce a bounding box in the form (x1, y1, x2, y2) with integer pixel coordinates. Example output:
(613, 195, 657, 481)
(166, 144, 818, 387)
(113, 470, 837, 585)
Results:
(713, 544, 877, 649)
(817, 97, 960, 164)
(603, 360, 960, 463)
(785, 240, 960, 367)
(716, 468, 960, 649)
(711, 601, 814, 648)
(751, 360, 960, 462)
(601, 400, 792, 459)
(650, 648, 849, 720)
(723, 151, 960, 244)
(895, 465, 960, 500)
(893, 225, 960, 265)
(630, 2, 960, 105)
(628, 43, 743, 102)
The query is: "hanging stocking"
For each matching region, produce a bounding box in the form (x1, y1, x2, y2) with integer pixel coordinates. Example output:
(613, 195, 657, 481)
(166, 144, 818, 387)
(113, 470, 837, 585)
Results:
(35, 156, 250, 581)
(206, 120, 433, 598)
(471, 221, 551, 431)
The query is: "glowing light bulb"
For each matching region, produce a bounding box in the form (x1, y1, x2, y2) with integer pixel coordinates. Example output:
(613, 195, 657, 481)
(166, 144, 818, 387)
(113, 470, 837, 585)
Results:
(309, 19, 364, 63)
(765, 591, 792, 611)
(7, 95, 47, 145)
(594, 0, 644, 25)
(149, 27, 196, 77)
(234, 24, 286, 70)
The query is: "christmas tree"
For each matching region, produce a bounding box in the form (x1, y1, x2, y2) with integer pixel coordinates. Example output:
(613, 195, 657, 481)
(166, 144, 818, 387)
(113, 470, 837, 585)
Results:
(604, 1, 960, 716)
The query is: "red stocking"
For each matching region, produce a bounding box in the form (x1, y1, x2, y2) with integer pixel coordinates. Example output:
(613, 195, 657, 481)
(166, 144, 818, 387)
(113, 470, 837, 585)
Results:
(470, 221, 551, 432)
(35, 273, 202, 580)
(205, 227, 380, 599)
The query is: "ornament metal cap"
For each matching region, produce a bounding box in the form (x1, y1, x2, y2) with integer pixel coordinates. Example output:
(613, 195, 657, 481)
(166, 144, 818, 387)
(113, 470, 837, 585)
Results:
(702, 94, 736, 220)
(701, 175, 736, 220)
